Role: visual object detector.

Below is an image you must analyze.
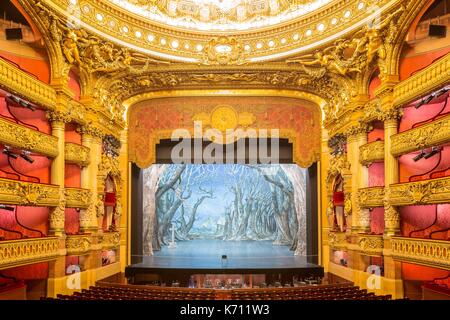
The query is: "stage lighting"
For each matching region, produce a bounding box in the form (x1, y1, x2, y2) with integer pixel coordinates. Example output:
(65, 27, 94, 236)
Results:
(415, 95, 434, 109)
(0, 204, 15, 211)
(434, 86, 449, 98)
(424, 146, 442, 159)
(8, 95, 36, 111)
(3, 146, 18, 159)
(20, 151, 34, 164)
(413, 150, 426, 162)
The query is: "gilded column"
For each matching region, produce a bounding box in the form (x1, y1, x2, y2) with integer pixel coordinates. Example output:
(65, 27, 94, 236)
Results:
(345, 124, 370, 233)
(79, 125, 104, 233)
(47, 110, 71, 235)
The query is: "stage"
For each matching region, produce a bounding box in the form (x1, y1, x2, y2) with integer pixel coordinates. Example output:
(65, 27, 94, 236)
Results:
(125, 240, 323, 285)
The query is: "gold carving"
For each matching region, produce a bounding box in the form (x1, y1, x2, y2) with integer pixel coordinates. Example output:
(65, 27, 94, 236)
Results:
(0, 56, 56, 109)
(66, 234, 92, 255)
(326, 155, 351, 183)
(359, 141, 385, 166)
(0, 117, 58, 158)
(65, 188, 92, 209)
(0, 237, 60, 270)
(0, 178, 60, 207)
(65, 143, 90, 167)
(391, 237, 450, 270)
(383, 199, 400, 234)
(358, 187, 385, 208)
(328, 231, 347, 250)
(388, 177, 450, 206)
(100, 231, 121, 249)
(203, 37, 244, 65)
(391, 114, 450, 157)
(47, 110, 72, 123)
(49, 188, 66, 232)
(358, 235, 384, 255)
(210, 106, 239, 132)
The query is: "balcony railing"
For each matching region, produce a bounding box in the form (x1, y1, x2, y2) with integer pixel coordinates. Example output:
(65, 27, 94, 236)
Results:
(0, 237, 60, 270)
(357, 234, 384, 255)
(358, 186, 385, 208)
(359, 140, 384, 166)
(66, 234, 92, 256)
(65, 143, 90, 167)
(65, 188, 91, 209)
(388, 176, 450, 206)
(391, 237, 450, 270)
(0, 178, 60, 207)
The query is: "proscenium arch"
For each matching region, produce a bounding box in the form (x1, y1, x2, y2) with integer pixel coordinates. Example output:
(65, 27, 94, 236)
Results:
(123, 89, 327, 168)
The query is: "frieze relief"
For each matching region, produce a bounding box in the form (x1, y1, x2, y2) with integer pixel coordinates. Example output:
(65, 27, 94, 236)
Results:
(359, 140, 385, 166)
(0, 178, 60, 207)
(358, 187, 385, 208)
(388, 177, 450, 206)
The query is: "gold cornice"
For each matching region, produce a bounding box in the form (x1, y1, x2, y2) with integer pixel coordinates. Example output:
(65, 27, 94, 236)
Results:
(0, 117, 59, 158)
(0, 57, 56, 109)
(391, 237, 450, 270)
(65, 142, 91, 167)
(391, 113, 450, 157)
(328, 231, 348, 250)
(65, 187, 92, 209)
(358, 186, 385, 208)
(0, 237, 60, 270)
(388, 176, 450, 206)
(393, 52, 450, 108)
(359, 140, 385, 166)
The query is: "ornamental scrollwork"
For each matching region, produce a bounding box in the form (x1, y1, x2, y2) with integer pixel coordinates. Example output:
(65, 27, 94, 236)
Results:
(387, 177, 450, 206)
(0, 117, 58, 158)
(49, 188, 66, 232)
(65, 188, 92, 209)
(326, 154, 351, 183)
(66, 235, 92, 255)
(100, 232, 121, 249)
(203, 37, 245, 65)
(65, 143, 90, 167)
(287, 6, 405, 78)
(328, 231, 347, 249)
(359, 141, 385, 166)
(0, 179, 60, 207)
(391, 114, 450, 157)
(358, 235, 384, 254)
(357, 187, 385, 208)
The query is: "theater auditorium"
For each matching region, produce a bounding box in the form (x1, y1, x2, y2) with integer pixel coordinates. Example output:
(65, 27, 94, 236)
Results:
(0, 0, 449, 302)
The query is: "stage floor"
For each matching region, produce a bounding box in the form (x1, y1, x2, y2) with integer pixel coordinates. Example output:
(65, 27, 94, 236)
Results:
(126, 240, 323, 278)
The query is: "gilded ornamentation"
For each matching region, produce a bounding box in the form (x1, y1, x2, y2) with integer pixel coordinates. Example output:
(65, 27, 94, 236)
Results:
(358, 187, 385, 208)
(0, 117, 59, 158)
(0, 178, 60, 207)
(100, 231, 121, 249)
(96, 195, 105, 218)
(359, 141, 384, 166)
(383, 199, 400, 233)
(66, 235, 92, 255)
(391, 114, 450, 157)
(49, 188, 66, 232)
(391, 237, 450, 270)
(344, 195, 352, 217)
(47, 110, 72, 124)
(387, 176, 450, 206)
(344, 122, 372, 138)
(114, 201, 122, 221)
(328, 134, 346, 156)
(203, 37, 245, 65)
(65, 143, 91, 167)
(326, 155, 351, 183)
(326, 199, 335, 230)
(328, 231, 347, 249)
(0, 237, 60, 270)
(358, 235, 384, 255)
(65, 188, 92, 209)
(287, 7, 405, 78)
(0, 56, 56, 109)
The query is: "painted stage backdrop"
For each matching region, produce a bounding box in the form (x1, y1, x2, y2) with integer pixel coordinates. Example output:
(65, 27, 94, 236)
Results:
(143, 164, 307, 256)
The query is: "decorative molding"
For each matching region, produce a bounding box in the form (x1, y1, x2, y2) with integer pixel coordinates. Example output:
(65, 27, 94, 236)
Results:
(388, 176, 450, 206)
(65, 234, 92, 255)
(391, 237, 450, 270)
(359, 141, 385, 166)
(357, 235, 384, 255)
(393, 52, 450, 107)
(0, 117, 58, 158)
(391, 114, 450, 157)
(65, 187, 92, 209)
(358, 187, 385, 208)
(100, 231, 120, 249)
(0, 178, 60, 207)
(328, 231, 348, 250)
(0, 57, 56, 109)
(65, 143, 90, 167)
(0, 237, 60, 270)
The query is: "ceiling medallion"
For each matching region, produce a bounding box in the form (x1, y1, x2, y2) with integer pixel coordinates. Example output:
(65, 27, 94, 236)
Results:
(203, 37, 245, 65)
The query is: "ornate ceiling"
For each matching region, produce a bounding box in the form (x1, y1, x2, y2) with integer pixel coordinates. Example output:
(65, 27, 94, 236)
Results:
(108, 0, 330, 32)
(39, 0, 397, 63)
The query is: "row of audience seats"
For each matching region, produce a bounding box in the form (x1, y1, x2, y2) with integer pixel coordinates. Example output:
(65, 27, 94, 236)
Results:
(42, 283, 392, 300)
